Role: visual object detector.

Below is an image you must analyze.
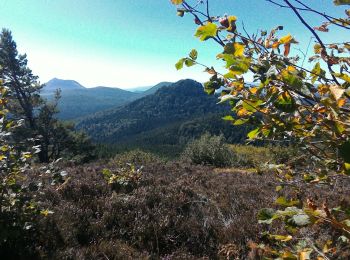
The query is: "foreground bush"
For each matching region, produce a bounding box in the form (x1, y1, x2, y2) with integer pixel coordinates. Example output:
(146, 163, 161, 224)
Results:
(181, 133, 234, 167)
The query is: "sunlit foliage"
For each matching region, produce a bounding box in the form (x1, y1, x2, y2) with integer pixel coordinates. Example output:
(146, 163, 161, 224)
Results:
(172, 0, 350, 258)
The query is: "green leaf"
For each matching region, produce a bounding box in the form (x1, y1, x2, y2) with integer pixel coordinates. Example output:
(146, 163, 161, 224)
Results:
(217, 54, 251, 75)
(223, 71, 237, 79)
(269, 234, 293, 242)
(276, 185, 283, 192)
(195, 22, 217, 41)
(102, 168, 112, 178)
(342, 219, 350, 227)
(184, 58, 195, 67)
(258, 208, 277, 224)
(274, 92, 296, 113)
(247, 127, 260, 139)
(344, 163, 350, 175)
(275, 196, 300, 207)
(282, 70, 303, 89)
(204, 81, 216, 95)
(222, 115, 234, 121)
(243, 99, 263, 112)
(175, 58, 185, 70)
(233, 118, 249, 125)
(290, 214, 310, 226)
(310, 62, 323, 83)
(189, 49, 198, 60)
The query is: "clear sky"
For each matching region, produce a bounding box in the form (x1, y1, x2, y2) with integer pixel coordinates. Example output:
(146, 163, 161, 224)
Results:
(0, 0, 347, 88)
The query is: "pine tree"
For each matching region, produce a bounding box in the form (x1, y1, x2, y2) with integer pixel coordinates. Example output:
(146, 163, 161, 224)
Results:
(0, 29, 42, 128)
(0, 28, 51, 161)
(0, 28, 96, 163)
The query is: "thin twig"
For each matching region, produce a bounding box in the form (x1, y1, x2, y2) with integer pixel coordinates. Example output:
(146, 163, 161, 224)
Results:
(284, 0, 341, 85)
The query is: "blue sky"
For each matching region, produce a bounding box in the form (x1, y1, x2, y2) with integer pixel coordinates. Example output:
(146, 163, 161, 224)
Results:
(0, 0, 347, 88)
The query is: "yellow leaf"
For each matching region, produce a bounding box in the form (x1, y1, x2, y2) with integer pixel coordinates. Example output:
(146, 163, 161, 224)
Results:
(287, 65, 297, 72)
(171, 0, 183, 4)
(0, 155, 5, 160)
(338, 98, 346, 107)
(1, 145, 8, 152)
(233, 42, 245, 57)
(237, 107, 249, 116)
(224, 42, 245, 57)
(260, 107, 269, 113)
(40, 209, 53, 217)
(250, 87, 258, 94)
(232, 81, 244, 91)
(279, 34, 292, 44)
(315, 106, 327, 113)
(227, 16, 237, 23)
(282, 251, 297, 259)
(318, 84, 329, 95)
(344, 163, 350, 174)
(272, 41, 280, 49)
(334, 72, 350, 83)
(314, 43, 322, 54)
(276, 185, 283, 191)
(23, 152, 32, 159)
(227, 16, 237, 32)
(270, 234, 293, 242)
(299, 249, 313, 260)
(322, 240, 333, 254)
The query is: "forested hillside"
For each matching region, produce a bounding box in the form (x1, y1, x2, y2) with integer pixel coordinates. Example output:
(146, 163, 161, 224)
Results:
(77, 79, 249, 156)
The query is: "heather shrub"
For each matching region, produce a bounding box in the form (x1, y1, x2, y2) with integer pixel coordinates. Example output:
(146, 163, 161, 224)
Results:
(111, 149, 162, 168)
(181, 133, 234, 167)
(11, 161, 350, 258)
(102, 165, 142, 193)
(229, 144, 298, 168)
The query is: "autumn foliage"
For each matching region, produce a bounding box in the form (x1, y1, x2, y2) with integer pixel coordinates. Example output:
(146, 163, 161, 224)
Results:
(172, 0, 350, 258)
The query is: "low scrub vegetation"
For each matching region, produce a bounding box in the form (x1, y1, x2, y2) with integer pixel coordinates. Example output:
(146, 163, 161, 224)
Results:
(5, 159, 348, 259)
(181, 133, 235, 167)
(181, 133, 297, 169)
(229, 144, 299, 168)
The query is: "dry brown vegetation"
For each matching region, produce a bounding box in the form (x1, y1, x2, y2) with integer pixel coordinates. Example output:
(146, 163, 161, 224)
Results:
(13, 158, 348, 259)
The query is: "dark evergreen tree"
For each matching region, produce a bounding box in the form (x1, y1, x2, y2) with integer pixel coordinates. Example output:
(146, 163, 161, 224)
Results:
(0, 28, 96, 163)
(0, 29, 42, 127)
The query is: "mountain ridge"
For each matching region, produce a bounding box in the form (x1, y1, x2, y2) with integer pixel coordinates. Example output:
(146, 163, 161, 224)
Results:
(76, 79, 248, 156)
(41, 78, 173, 120)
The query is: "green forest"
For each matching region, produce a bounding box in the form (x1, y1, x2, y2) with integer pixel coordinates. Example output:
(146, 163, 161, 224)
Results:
(1, 0, 350, 259)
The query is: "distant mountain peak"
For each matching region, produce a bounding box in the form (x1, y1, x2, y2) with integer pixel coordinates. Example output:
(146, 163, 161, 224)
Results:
(44, 78, 85, 92)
